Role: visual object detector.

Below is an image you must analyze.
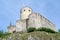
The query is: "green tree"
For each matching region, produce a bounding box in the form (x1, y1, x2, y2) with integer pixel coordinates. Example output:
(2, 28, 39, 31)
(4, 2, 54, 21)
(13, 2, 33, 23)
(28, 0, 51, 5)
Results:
(58, 29, 60, 33)
(0, 31, 4, 37)
(4, 32, 11, 36)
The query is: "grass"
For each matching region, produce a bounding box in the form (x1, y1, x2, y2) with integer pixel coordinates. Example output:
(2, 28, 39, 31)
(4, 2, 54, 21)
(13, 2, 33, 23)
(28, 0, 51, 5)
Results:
(0, 31, 60, 40)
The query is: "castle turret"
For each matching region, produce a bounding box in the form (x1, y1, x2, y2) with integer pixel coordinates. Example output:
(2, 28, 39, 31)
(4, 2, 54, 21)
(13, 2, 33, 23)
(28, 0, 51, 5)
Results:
(7, 21, 16, 33)
(20, 6, 32, 20)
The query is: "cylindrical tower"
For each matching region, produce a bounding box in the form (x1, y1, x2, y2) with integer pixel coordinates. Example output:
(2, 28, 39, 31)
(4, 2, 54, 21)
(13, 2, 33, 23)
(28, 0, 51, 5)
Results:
(20, 6, 32, 20)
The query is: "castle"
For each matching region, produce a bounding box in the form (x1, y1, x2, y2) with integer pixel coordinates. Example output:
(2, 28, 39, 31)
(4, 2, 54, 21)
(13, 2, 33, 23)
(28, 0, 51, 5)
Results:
(7, 6, 56, 33)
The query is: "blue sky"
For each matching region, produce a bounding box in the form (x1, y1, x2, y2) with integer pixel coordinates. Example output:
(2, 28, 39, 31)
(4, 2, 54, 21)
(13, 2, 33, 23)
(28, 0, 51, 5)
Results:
(0, 0, 60, 32)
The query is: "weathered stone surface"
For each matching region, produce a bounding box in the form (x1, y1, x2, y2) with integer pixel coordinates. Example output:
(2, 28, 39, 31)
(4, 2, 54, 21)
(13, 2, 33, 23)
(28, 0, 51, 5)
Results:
(28, 13, 55, 30)
(20, 7, 32, 20)
(7, 25, 16, 33)
(16, 12, 55, 32)
(1, 32, 60, 40)
(28, 35, 35, 40)
(16, 7, 56, 32)
(7, 6, 56, 33)
(16, 20, 27, 32)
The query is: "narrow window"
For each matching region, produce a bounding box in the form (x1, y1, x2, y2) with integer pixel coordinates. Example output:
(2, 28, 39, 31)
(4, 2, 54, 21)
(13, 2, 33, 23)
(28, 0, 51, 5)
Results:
(28, 10, 30, 12)
(24, 10, 25, 11)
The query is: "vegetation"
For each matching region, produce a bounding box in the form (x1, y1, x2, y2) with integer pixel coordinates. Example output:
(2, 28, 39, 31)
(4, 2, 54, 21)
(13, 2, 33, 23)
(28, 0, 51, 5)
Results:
(4, 32, 11, 36)
(0, 31, 60, 40)
(58, 29, 60, 33)
(27, 27, 56, 33)
(0, 27, 60, 40)
(0, 27, 59, 38)
(0, 31, 4, 37)
(36, 27, 56, 33)
(0, 30, 11, 37)
(27, 27, 36, 32)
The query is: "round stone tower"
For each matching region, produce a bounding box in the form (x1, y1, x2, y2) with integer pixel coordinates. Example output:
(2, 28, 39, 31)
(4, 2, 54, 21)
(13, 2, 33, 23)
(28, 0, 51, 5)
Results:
(20, 6, 32, 20)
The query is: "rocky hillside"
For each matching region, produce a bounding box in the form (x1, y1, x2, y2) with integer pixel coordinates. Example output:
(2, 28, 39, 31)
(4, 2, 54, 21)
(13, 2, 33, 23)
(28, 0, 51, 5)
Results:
(0, 31, 60, 40)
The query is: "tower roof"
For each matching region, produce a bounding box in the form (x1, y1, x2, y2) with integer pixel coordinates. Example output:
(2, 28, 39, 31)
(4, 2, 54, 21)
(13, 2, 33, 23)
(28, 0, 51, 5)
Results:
(10, 21, 12, 26)
(7, 21, 16, 28)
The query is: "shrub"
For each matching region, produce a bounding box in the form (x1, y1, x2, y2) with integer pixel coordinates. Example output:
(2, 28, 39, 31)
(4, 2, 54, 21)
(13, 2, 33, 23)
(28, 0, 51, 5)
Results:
(27, 27, 36, 32)
(0, 30, 11, 37)
(1, 32, 11, 38)
(58, 29, 60, 33)
(36, 27, 56, 33)
(4, 32, 11, 36)
(27, 27, 56, 33)
(0, 31, 4, 37)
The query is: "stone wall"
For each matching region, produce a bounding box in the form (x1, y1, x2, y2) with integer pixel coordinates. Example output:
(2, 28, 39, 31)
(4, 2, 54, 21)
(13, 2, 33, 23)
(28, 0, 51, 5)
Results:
(40, 15, 55, 30)
(7, 26, 16, 33)
(28, 13, 42, 29)
(20, 7, 32, 20)
(16, 20, 27, 32)
(28, 13, 55, 30)
(16, 12, 55, 32)
(7, 7, 56, 33)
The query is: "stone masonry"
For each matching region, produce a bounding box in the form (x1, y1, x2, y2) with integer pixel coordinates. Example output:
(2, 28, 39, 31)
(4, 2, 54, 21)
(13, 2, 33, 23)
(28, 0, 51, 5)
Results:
(7, 6, 56, 33)
(16, 6, 55, 32)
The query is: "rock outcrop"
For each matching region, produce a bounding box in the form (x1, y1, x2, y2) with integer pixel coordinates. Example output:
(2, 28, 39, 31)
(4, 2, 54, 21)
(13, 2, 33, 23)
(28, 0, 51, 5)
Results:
(0, 31, 60, 40)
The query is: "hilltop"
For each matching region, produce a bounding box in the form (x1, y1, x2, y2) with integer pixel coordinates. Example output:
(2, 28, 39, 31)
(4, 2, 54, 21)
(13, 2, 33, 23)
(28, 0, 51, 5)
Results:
(0, 31, 60, 40)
